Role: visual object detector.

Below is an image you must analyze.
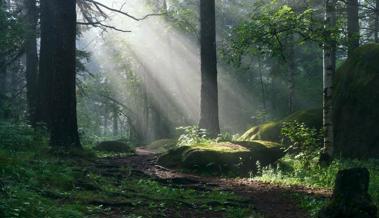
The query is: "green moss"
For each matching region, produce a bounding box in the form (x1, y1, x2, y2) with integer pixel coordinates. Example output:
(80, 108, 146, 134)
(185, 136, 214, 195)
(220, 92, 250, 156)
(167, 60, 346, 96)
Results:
(334, 43, 379, 158)
(238, 109, 322, 143)
(158, 141, 284, 176)
(189, 142, 250, 153)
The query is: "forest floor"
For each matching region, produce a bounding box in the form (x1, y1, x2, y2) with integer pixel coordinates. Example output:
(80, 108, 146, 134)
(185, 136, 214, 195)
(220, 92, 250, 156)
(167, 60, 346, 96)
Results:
(93, 147, 331, 218)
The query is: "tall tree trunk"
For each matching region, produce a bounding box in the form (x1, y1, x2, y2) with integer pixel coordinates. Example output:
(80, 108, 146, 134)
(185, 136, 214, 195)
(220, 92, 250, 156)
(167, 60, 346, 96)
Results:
(375, 0, 379, 43)
(199, 0, 220, 137)
(270, 61, 281, 114)
(258, 59, 267, 110)
(39, 0, 81, 148)
(347, 0, 360, 56)
(0, 1, 7, 119)
(23, 0, 38, 126)
(0, 63, 6, 119)
(103, 109, 108, 136)
(287, 36, 295, 114)
(112, 106, 119, 137)
(320, 0, 337, 164)
(36, 0, 54, 126)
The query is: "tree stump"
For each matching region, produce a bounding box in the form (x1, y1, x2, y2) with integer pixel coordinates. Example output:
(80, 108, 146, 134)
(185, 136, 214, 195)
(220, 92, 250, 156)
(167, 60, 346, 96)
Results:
(318, 167, 377, 218)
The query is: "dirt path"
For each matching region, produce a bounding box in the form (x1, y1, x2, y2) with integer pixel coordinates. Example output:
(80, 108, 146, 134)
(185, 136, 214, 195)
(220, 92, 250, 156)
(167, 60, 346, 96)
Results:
(96, 147, 331, 218)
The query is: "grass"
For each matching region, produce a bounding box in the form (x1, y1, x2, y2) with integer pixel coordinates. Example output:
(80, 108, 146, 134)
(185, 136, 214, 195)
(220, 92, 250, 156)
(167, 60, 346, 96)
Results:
(0, 122, 258, 218)
(253, 155, 379, 217)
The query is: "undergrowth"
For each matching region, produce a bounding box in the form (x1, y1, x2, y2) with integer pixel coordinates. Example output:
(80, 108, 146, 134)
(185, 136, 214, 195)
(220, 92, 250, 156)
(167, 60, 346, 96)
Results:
(0, 122, 258, 218)
(252, 121, 379, 217)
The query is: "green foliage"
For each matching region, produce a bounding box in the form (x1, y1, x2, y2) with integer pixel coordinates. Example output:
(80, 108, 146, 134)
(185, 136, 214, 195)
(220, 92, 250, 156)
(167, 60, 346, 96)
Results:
(239, 109, 322, 143)
(254, 156, 379, 217)
(176, 126, 241, 148)
(291, 193, 327, 217)
(176, 126, 210, 146)
(223, 0, 344, 65)
(0, 121, 258, 217)
(117, 179, 258, 218)
(0, 122, 48, 151)
(0, 2, 23, 59)
(0, 150, 85, 218)
(281, 121, 321, 162)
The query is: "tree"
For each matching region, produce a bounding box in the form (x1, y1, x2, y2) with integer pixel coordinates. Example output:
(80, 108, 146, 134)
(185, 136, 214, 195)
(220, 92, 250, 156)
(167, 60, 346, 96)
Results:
(199, 0, 220, 137)
(23, 0, 38, 126)
(39, 0, 81, 148)
(0, 0, 23, 120)
(347, 0, 360, 56)
(320, 0, 337, 164)
(286, 35, 296, 114)
(376, 0, 379, 42)
(112, 105, 119, 137)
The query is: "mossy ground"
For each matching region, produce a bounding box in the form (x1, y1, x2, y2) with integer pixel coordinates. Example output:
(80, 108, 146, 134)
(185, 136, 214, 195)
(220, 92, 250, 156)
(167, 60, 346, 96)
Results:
(0, 123, 256, 218)
(158, 141, 284, 176)
(238, 109, 322, 143)
(253, 155, 379, 217)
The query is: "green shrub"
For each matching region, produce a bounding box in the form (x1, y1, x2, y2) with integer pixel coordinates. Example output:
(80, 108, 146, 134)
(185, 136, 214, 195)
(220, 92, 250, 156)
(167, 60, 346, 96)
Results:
(281, 121, 322, 163)
(176, 126, 210, 146)
(0, 122, 48, 151)
(239, 109, 322, 142)
(254, 156, 379, 217)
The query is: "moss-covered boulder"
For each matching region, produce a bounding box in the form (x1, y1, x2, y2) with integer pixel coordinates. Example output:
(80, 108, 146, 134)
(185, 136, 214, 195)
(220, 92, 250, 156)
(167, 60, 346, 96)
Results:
(158, 141, 284, 176)
(145, 139, 178, 153)
(94, 140, 132, 153)
(334, 44, 379, 158)
(238, 109, 322, 142)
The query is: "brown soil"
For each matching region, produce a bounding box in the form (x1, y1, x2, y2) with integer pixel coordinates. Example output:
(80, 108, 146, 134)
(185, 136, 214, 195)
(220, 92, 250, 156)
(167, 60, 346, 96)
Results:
(94, 147, 331, 218)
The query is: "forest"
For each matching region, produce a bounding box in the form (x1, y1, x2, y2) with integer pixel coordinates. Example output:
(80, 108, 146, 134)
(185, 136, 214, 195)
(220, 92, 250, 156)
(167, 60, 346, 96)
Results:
(0, 0, 378, 217)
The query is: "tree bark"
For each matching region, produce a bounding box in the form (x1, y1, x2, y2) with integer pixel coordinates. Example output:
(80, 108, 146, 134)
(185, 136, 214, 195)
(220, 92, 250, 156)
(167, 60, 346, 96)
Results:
(199, 0, 220, 137)
(39, 0, 81, 148)
(112, 106, 119, 137)
(36, 0, 54, 125)
(347, 0, 360, 56)
(258, 59, 267, 110)
(320, 0, 337, 164)
(375, 0, 379, 43)
(103, 109, 108, 136)
(23, 0, 38, 126)
(0, 63, 6, 119)
(286, 36, 295, 114)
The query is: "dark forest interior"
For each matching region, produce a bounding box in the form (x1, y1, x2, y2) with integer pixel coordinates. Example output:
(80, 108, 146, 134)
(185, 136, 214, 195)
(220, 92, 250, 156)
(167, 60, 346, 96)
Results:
(0, 0, 378, 217)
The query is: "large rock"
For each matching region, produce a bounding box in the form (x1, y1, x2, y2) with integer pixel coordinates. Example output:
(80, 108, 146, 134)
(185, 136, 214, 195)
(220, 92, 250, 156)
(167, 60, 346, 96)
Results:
(238, 109, 322, 142)
(318, 168, 377, 218)
(334, 44, 379, 158)
(158, 141, 284, 176)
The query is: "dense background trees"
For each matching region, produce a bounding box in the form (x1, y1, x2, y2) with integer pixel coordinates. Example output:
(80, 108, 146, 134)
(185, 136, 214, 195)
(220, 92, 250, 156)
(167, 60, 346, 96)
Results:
(0, 0, 378, 152)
